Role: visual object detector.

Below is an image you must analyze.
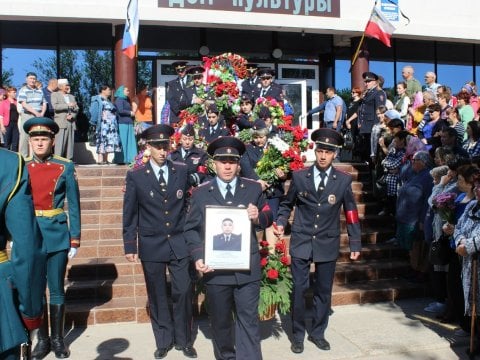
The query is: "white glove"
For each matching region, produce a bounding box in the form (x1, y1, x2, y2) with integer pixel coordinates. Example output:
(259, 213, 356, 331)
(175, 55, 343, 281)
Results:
(68, 247, 77, 259)
(9, 241, 13, 249)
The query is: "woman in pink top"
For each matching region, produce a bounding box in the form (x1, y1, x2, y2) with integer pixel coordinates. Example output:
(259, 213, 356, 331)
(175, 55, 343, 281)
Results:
(0, 86, 19, 151)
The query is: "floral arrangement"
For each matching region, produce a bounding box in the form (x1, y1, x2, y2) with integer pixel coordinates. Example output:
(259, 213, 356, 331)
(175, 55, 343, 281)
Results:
(432, 192, 457, 224)
(255, 97, 285, 126)
(259, 236, 293, 318)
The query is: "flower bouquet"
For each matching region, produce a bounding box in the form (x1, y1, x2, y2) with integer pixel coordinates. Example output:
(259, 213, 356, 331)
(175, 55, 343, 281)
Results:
(259, 238, 292, 319)
(432, 192, 457, 224)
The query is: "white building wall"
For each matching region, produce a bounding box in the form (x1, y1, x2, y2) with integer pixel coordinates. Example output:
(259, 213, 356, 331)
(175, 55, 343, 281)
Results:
(0, 0, 478, 43)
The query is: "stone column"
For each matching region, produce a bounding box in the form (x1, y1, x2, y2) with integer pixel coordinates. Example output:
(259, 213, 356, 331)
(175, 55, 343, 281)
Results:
(114, 25, 136, 96)
(351, 37, 369, 90)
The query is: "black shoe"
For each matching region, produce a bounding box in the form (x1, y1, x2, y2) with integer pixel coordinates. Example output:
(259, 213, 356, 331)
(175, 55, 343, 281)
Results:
(290, 341, 304, 354)
(31, 338, 51, 360)
(308, 336, 330, 350)
(175, 345, 198, 358)
(154, 344, 173, 359)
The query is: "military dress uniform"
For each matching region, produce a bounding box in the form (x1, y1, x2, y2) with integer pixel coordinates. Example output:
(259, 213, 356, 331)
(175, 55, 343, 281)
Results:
(167, 61, 190, 124)
(0, 148, 46, 360)
(184, 137, 273, 360)
(276, 129, 361, 352)
(123, 125, 196, 359)
(23, 117, 81, 360)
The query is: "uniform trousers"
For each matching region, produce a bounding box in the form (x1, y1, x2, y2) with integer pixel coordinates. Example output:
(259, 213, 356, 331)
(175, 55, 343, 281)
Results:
(206, 281, 262, 360)
(142, 256, 192, 350)
(18, 113, 35, 157)
(54, 122, 75, 160)
(46, 249, 68, 305)
(291, 257, 336, 342)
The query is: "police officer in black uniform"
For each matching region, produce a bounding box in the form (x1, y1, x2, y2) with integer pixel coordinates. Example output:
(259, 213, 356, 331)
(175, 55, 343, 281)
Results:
(241, 63, 260, 99)
(123, 124, 197, 359)
(253, 68, 283, 102)
(184, 137, 273, 360)
(185, 66, 206, 106)
(167, 61, 190, 124)
(199, 104, 230, 144)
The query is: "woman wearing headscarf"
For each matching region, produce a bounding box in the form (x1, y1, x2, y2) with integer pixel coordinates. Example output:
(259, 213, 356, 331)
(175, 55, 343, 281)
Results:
(114, 85, 137, 164)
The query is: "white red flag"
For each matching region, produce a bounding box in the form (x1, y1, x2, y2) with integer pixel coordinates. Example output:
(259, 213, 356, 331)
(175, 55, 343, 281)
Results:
(122, 0, 139, 59)
(364, 6, 396, 47)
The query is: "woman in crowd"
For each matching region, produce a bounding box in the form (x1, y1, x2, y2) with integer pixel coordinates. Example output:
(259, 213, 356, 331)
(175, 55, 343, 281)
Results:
(463, 121, 480, 158)
(113, 85, 137, 164)
(89, 85, 122, 165)
(235, 94, 255, 131)
(417, 103, 449, 154)
(446, 107, 465, 146)
(344, 86, 362, 161)
(456, 91, 475, 135)
(0, 86, 19, 151)
(394, 82, 410, 125)
(133, 84, 154, 133)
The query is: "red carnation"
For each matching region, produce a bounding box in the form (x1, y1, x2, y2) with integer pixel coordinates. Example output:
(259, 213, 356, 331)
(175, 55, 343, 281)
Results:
(267, 269, 279, 280)
(260, 257, 268, 267)
(275, 242, 286, 253)
(280, 256, 290, 266)
(260, 248, 269, 257)
(308, 142, 314, 149)
(260, 240, 269, 247)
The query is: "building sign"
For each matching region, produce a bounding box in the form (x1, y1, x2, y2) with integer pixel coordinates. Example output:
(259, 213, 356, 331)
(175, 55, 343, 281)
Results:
(158, 0, 340, 17)
(380, 0, 399, 22)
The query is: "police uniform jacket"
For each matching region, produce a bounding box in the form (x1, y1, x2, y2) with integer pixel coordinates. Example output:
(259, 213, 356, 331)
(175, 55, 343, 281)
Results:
(240, 143, 284, 198)
(185, 84, 204, 105)
(199, 125, 231, 144)
(169, 147, 209, 186)
(123, 160, 190, 262)
(253, 83, 283, 102)
(184, 177, 273, 285)
(26, 154, 81, 253)
(236, 112, 254, 130)
(357, 88, 386, 134)
(241, 77, 261, 99)
(276, 165, 361, 262)
(212, 233, 242, 251)
(166, 78, 189, 124)
(0, 149, 46, 352)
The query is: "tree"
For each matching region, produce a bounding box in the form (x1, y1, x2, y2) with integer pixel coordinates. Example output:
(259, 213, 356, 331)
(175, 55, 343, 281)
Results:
(2, 69, 14, 86)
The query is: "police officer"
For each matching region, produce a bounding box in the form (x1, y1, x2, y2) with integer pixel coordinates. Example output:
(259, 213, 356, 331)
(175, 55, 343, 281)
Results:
(235, 94, 256, 130)
(0, 148, 46, 360)
(23, 117, 81, 360)
(357, 71, 386, 162)
(198, 104, 230, 144)
(123, 124, 197, 359)
(169, 124, 209, 187)
(167, 61, 190, 124)
(185, 66, 206, 106)
(241, 63, 260, 99)
(274, 128, 361, 354)
(253, 68, 283, 102)
(184, 137, 273, 360)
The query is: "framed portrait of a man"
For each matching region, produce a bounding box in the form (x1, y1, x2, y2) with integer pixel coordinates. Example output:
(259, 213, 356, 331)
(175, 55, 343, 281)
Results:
(204, 206, 251, 270)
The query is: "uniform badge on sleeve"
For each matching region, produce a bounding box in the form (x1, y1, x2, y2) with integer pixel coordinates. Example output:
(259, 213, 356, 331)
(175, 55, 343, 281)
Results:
(176, 190, 184, 199)
(328, 194, 336, 205)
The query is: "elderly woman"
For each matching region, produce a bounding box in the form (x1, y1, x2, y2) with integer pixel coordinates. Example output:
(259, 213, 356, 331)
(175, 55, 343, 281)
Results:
(396, 151, 433, 281)
(113, 85, 137, 164)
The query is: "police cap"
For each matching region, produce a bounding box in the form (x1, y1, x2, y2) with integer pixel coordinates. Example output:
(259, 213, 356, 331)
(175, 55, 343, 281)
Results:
(187, 66, 205, 76)
(24, 117, 59, 137)
(172, 61, 188, 72)
(311, 128, 344, 151)
(181, 124, 195, 137)
(257, 68, 275, 78)
(207, 136, 246, 160)
(362, 72, 379, 82)
(142, 124, 174, 143)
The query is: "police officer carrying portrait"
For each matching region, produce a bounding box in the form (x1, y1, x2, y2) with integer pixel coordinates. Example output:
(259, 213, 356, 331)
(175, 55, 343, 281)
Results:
(123, 124, 197, 359)
(23, 117, 81, 360)
(166, 61, 190, 124)
(184, 136, 273, 360)
(241, 63, 260, 99)
(0, 148, 46, 360)
(169, 124, 209, 187)
(274, 128, 361, 354)
(253, 68, 283, 102)
(357, 71, 386, 162)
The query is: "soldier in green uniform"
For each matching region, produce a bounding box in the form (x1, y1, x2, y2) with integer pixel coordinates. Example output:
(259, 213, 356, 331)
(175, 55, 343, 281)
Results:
(23, 117, 81, 360)
(0, 148, 46, 359)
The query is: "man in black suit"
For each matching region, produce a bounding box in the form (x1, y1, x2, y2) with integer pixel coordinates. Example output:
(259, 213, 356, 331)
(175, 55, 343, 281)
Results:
(212, 218, 242, 251)
(123, 124, 197, 359)
(166, 61, 190, 124)
(184, 137, 273, 360)
(185, 66, 206, 106)
(275, 128, 362, 354)
(253, 68, 283, 102)
(198, 104, 230, 144)
(241, 63, 260, 99)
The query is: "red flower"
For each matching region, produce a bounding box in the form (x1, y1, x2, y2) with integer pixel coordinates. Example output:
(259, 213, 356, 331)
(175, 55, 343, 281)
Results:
(260, 240, 269, 247)
(267, 269, 279, 280)
(260, 257, 268, 267)
(260, 248, 269, 257)
(280, 256, 290, 266)
(275, 242, 286, 253)
(308, 142, 314, 149)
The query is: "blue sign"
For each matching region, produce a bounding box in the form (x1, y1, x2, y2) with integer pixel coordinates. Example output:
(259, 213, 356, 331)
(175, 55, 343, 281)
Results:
(380, 0, 399, 22)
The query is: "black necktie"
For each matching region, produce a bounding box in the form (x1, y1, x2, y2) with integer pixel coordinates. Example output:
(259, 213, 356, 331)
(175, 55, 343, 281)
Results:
(225, 184, 234, 202)
(261, 89, 266, 97)
(183, 150, 189, 160)
(158, 169, 167, 191)
(210, 127, 215, 135)
(317, 172, 326, 195)
(225, 235, 230, 242)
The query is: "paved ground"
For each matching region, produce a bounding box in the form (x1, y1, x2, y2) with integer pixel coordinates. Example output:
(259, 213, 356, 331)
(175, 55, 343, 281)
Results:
(42, 298, 474, 360)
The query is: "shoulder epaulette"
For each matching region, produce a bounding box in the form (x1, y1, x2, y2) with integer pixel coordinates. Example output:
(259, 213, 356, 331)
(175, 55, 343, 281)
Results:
(52, 154, 71, 163)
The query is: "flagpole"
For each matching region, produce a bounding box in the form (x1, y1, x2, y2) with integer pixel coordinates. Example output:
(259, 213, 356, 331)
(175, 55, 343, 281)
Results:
(351, 32, 366, 68)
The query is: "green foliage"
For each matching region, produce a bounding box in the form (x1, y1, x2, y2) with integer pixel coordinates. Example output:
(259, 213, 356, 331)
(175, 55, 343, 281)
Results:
(2, 69, 14, 85)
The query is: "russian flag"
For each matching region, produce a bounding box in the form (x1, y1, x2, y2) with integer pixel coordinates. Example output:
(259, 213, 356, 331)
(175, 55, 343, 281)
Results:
(364, 6, 396, 47)
(122, 0, 139, 59)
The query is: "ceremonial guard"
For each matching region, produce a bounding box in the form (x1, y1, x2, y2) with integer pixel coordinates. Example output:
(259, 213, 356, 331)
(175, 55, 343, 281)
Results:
(184, 137, 273, 360)
(167, 61, 190, 124)
(275, 128, 361, 354)
(357, 71, 386, 162)
(185, 66, 206, 106)
(123, 125, 196, 359)
(169, 124, 209, 187)
(253, 68, 283, 102)
(0, 148, 46, 360)
(23, 117, 81, 360)
(198, 105, 230, 144)
(241, 63, 260, 99)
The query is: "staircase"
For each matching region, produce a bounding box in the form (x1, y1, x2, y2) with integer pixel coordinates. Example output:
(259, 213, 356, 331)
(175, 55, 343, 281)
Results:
(65, 162, 427, 326)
